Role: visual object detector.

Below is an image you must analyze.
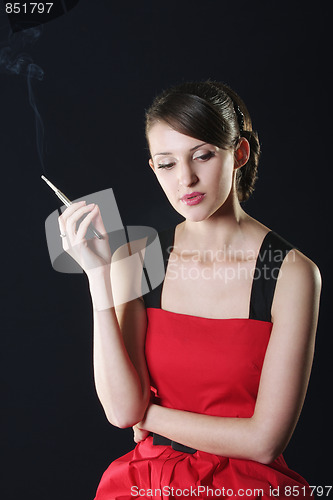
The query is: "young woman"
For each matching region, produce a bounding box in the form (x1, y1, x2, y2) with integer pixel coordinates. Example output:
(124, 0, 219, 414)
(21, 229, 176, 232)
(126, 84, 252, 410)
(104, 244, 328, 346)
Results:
(58, 81, 321, 499)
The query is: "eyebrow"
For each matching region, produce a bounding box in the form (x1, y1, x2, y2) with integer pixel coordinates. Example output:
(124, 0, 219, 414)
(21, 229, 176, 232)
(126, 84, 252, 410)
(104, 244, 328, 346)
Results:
(153, 142, 208, 158)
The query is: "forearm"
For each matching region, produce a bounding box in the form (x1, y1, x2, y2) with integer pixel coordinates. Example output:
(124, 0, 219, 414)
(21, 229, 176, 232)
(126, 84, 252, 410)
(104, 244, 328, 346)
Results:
(88, 268, 149, 428)
(141, 404, 273, 464)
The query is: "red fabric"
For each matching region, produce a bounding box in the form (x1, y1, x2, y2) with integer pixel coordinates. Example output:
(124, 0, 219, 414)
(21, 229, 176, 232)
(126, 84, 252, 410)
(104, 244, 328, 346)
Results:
(94, 308, 312, 499)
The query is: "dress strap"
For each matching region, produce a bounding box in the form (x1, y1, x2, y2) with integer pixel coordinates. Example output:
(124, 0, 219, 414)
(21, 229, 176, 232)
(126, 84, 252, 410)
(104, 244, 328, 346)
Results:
(142, 226, 176, 309)
(249, 231, 295, 322)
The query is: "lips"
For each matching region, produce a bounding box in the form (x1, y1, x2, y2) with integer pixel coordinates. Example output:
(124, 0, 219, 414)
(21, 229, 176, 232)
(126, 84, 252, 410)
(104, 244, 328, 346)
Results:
(180, 192, 205, 206)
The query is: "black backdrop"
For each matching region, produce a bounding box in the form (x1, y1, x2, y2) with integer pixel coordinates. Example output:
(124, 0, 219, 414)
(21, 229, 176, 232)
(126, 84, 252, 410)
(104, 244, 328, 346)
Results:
(1, 1, 331, 499)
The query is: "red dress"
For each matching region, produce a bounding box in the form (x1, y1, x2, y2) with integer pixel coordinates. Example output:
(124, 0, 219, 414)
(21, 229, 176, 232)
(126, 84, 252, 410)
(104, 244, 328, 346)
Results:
(94, 230, 312, 499)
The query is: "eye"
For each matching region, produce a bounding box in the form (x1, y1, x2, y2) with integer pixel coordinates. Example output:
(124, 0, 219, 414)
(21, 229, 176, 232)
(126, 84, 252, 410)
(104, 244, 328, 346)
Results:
(157, 161, 175, 170)
(193, 151, 216, 161)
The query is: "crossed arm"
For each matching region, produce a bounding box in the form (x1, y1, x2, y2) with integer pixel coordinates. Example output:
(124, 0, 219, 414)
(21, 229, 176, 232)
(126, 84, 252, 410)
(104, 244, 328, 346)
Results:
(133, 252, 321, 464)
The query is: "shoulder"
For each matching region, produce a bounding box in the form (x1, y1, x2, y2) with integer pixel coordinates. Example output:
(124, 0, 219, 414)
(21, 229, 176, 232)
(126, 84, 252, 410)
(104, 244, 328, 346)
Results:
(271, 246, 321, 323)
(254, 223, 321, 290)
(280, 247, 321, 291)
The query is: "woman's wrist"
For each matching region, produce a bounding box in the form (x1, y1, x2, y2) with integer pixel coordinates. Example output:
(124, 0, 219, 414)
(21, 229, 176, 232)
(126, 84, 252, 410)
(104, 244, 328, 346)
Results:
(139, 403, 159, 432)
(86, 264, 114, 311)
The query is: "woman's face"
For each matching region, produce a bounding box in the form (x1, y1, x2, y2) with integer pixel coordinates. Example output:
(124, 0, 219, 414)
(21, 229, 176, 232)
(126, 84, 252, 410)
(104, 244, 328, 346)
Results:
(148, 121, 238, 222)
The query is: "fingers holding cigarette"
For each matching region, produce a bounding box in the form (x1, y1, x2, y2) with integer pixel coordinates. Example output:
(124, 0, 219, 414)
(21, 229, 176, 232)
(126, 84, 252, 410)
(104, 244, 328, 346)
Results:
(58, 201, 86, 243)
(65, 203, 97, 243)
(58, 201, 111, 273)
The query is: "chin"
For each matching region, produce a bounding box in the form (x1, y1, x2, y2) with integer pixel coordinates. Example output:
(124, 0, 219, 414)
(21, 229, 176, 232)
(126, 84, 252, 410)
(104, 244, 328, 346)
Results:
(170, 198, 220, 222)
(184, 214, 209, 222)
(177, 207, 212, 222)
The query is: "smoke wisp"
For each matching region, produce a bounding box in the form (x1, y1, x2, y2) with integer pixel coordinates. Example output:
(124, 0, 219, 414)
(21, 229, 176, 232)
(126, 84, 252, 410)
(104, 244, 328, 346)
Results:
(0, 27, 46, 172)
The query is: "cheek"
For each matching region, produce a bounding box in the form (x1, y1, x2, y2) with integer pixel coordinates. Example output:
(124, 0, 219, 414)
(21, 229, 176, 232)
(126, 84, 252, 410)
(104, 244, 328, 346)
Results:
(209, 165, 235, 201)
(210, 163, 233, 187)
(155, 173, 176, 195)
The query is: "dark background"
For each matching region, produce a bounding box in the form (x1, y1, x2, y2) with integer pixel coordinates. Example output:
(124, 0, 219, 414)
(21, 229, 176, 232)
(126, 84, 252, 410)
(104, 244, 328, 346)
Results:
(1, 1, 331, 499)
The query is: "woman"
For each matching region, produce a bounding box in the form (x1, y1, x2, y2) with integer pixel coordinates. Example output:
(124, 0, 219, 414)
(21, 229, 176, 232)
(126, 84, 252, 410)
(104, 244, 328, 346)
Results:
(58, 81, 321, 499)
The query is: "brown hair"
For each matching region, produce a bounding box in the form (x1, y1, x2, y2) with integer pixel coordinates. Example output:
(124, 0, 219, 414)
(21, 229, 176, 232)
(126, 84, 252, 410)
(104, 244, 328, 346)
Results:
(145, 80, 260, 202)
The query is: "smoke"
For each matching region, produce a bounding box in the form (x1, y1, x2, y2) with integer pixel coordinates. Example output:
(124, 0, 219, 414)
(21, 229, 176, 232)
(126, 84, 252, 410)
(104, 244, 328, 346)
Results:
(27, 61, 45, 172)
(0, 27, 46, 172)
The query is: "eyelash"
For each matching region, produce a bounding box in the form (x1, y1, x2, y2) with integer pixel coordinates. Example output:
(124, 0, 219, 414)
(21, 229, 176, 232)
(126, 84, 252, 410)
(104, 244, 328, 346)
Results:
(157, 151, 215, 170)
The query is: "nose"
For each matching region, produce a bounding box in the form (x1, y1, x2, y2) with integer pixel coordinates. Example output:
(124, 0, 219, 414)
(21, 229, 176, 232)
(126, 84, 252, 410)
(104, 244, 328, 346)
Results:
(178, 160, 198, 188)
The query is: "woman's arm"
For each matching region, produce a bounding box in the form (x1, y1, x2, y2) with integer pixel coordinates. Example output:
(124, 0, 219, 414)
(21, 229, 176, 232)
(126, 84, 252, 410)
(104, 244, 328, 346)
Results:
(137, 251, 321, 463)
(89, 240, 152, 428)
(92, 291, 151, 429)
(58, 202, 151, 429)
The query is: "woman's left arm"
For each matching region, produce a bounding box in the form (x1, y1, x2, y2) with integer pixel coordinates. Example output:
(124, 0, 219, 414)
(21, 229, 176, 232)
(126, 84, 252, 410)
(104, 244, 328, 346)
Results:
(135, 251, 321, 464)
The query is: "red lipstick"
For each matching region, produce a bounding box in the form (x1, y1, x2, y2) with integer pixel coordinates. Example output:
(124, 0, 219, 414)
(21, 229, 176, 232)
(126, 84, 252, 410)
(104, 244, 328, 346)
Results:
(181, 192, 205, 206)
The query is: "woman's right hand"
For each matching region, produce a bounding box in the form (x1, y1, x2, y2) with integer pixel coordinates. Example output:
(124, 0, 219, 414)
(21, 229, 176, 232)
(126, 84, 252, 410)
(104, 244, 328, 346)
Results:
(132, 423, 150, 444)
(58, 201, 112, 276)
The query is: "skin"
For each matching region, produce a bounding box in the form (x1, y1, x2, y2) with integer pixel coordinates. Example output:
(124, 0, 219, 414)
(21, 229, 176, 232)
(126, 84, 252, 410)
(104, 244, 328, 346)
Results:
(58, 120, 321, 464)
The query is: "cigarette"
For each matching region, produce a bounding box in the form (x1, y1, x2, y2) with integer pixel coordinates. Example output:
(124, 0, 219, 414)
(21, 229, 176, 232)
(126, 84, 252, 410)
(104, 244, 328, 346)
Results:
(41, 175, 103, 239)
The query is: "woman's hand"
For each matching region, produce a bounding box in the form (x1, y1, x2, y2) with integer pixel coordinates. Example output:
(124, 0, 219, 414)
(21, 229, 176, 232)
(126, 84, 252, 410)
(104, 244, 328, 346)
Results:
(132, 422, 150, 443)
(58, 201, 111, 276)
(132, 401, 154, 443)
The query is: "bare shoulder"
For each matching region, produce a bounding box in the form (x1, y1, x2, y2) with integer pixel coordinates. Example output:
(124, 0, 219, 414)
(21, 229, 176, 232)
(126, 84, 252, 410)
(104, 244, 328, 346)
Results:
(271, 247, 322, 323)
(281, 248, 321, 290)
(243, 217, 322, 290)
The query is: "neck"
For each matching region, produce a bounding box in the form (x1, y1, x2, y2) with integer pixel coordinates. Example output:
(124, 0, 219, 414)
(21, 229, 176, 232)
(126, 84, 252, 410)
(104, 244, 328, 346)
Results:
(180, 191, 250, 252)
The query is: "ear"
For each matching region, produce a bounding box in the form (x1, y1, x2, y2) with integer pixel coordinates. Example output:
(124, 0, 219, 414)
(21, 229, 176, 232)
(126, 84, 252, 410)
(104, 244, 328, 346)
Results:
(149, 159, 155, 172)
(234, 137, 250, 170)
